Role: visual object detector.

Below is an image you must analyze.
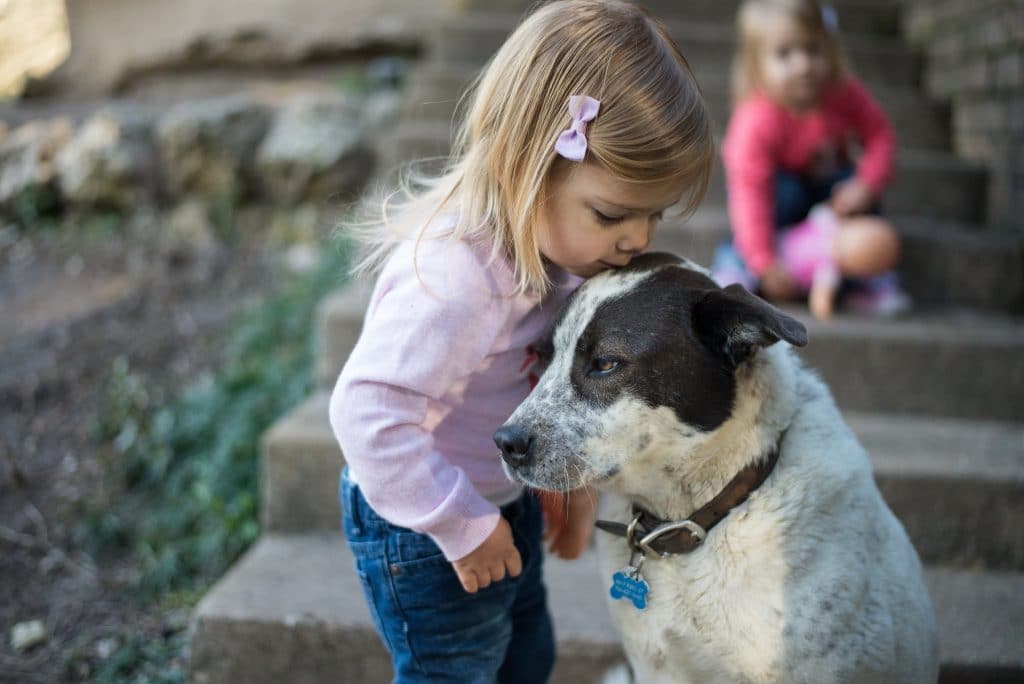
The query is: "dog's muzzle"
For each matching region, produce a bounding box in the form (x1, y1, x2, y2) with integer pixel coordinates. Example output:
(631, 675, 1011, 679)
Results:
(494, 424, 534, 469)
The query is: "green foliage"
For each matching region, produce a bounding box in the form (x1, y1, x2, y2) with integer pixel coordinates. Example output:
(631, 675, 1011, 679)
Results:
(9, 183, 62, 229)
(81, 211, 126, 241)
(72, 628, 189, 684)
(80, 237, 352, 598)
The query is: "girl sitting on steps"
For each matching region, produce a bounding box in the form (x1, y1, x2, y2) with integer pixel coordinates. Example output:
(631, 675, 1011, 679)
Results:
(713, 0, 911, 319)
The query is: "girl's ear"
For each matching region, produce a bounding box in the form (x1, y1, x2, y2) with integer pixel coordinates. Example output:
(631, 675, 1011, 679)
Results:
(691, 284, 808, 367)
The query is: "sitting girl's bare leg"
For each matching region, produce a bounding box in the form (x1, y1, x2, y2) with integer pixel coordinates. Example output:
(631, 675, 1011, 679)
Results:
(808, 265, 840, 319)
(807, 215, 899, 320)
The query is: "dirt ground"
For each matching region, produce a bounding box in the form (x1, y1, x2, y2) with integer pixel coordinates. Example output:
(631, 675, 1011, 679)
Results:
(0, 212, 284, 682)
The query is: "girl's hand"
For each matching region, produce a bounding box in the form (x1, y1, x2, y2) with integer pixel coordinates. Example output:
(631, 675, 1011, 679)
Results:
(452, 517, 522, 593)
(759, 262, 802, 300)
(830, 178, 875, 216)
(541, 488, 597, 560)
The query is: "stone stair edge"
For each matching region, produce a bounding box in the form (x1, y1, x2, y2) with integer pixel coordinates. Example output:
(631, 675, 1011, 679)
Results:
(263, 388, 1024, 565)
(317, 274, 1024, 342)
(272, 391, 1024, 485)
(190, 532, 1024, 680)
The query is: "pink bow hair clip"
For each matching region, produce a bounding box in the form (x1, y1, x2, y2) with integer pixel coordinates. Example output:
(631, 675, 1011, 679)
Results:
(555, 95, 601, 162)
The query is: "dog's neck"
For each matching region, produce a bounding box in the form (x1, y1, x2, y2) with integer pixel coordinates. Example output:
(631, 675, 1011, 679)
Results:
(618, 345, 798, 521)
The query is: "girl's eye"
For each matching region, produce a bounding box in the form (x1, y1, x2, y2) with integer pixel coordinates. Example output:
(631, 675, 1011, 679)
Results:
(589, 357, 620, 377)
(593, 209, 624, 225)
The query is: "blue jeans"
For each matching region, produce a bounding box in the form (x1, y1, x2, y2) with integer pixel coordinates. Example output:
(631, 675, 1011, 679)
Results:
(340, 468, 555, 684)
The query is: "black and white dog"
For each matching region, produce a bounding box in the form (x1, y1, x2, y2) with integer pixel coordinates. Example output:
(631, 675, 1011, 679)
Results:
(496, 253, 938, 683)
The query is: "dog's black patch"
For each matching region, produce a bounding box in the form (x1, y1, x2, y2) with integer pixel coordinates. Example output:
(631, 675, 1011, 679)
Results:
(553, 253, 806, 432)
(569, 263, 738, 431)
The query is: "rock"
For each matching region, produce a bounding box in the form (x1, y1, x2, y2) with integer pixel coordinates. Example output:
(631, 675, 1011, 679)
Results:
(0, 118, 73, 208)
(362, 90, 403, 137)
(53, 0, 446, 96)
(255, 92, 373, 205)
(283, 243, 321, 275)
(10, 619, 47, 652)
(0, 0, 69, 98)
(267, 203, 321, 247)
(164, 199, 218, 253)
(94, 636, 119, 660)
(156, 95, 272, 202)
(56, 110, 157, 209)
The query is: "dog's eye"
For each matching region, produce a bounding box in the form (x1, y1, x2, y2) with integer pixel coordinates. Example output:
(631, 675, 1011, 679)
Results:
(589, 357, 620, 377)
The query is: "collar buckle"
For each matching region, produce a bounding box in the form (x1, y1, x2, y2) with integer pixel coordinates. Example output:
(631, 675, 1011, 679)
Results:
(638, 519, 707, 558)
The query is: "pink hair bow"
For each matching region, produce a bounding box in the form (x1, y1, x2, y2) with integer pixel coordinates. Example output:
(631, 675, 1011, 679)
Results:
(555, 95, 601, 162)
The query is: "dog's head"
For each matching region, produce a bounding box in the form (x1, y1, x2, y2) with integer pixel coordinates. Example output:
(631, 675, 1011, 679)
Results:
(495, 252, 807, 493)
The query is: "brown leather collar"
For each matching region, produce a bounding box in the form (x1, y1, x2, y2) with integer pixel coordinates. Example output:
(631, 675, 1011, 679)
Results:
(595, 434, 784, 557)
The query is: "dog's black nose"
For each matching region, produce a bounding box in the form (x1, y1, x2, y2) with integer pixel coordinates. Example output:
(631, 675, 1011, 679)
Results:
(494, 425, 534, 468)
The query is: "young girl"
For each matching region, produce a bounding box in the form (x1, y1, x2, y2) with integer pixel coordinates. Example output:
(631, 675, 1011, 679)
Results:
(328, 1, 714, 681)
(713, 0, 909, 319)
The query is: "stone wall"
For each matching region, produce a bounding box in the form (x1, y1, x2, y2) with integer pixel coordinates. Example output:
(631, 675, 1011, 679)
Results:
(904, 0, 1024, 231)
(53, 0, 450, 96)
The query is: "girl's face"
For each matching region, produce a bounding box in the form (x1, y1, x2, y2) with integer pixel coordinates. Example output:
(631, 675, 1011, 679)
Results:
(758, 17, 830, 111)
(536, 163, 684, 279)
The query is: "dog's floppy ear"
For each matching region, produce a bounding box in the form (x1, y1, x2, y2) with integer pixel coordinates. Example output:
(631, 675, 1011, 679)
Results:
(692, 284, 808, 367)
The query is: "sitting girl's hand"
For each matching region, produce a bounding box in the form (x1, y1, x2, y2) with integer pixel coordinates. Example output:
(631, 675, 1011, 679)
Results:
(759, 262, 802, 301)
(830, 177, 875, 216)
(452, 517, 522, 593)
(541, 488, 597, 560)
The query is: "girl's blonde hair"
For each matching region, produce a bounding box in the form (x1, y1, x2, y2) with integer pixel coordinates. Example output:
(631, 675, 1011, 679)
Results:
(732, 0, 851, 106)
(346, 0, 715, 296)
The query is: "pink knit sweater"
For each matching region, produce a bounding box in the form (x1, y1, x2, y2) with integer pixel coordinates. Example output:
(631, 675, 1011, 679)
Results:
(722, 77, 896, 275)
(328, 223, 581, 560)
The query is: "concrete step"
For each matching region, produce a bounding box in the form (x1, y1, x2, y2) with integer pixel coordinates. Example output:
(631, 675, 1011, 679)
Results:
(190, 533, 1024, 683)
(315, 269, 1024, 421)
(379, 120, 987, 223)
(261, 391, 1024, 570)
(650, 208, 1024, 315)
(452, 0, 904, 37)
(432, 13, 921, 87)
(401, 63, 952, 151)
(789, 308, 1024, 421)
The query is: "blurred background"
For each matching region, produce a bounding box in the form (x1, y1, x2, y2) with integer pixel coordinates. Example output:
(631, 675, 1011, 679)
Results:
(1, 1, 1021, 682)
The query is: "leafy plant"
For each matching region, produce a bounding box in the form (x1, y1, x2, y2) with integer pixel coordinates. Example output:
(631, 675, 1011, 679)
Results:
(80, 237, 351, 597)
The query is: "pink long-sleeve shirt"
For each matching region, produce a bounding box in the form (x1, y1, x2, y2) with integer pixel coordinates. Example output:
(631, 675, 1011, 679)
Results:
(722, 77, 896, 275)
(328, 220, 582, 561)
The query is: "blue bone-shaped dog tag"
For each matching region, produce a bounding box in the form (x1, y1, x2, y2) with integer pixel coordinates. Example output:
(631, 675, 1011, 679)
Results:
(610, 569, 649, 610)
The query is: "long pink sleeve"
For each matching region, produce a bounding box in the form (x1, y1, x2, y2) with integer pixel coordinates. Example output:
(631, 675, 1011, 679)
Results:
(722, 98, 782, 275)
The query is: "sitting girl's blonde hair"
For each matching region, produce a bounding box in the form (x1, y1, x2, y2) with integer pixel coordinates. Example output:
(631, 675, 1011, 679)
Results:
(732, 0, 851, 106)
(349, 0, 715, 296)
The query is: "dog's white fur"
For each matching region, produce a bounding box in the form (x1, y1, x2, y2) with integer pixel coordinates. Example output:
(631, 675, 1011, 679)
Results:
(504, 262, 939, 683)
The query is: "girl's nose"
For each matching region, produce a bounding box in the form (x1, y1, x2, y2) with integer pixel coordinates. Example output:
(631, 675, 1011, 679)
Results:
(617, 221, 654, 254)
